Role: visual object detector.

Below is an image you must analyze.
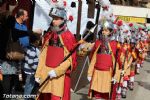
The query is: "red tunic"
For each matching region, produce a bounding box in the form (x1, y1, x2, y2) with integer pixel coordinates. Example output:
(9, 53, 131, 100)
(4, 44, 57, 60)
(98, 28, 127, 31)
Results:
(38, 30, 77, 100)
(88, 40, 117, 99)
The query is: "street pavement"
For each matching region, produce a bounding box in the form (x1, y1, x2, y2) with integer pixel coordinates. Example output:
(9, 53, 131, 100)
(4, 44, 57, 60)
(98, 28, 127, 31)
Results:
(71, 56, 150, 100)
(3, 56, 150, 100)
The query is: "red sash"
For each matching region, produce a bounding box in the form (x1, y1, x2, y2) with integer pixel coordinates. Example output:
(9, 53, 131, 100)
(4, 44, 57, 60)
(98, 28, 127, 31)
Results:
(95, 54, 112, 71)
(46, 46, 64, 68)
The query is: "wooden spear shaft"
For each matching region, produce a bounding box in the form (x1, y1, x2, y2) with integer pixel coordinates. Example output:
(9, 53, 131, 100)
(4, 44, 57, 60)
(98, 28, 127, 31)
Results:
(76, 0, 82, 41)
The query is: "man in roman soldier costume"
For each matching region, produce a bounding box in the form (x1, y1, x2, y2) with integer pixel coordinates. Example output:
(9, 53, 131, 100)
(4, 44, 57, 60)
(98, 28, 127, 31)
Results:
(135, 27, 148, 74)
(128, 38, 137, 90)
(34, 6, 77, 100)
(116, 38, 128, 99)
(136, 38, 144, 74)
(127, 23, 138, 90)
(139, 29, 149, 67)
(87, 20, 118, 100)
(111, 20, 136, 99)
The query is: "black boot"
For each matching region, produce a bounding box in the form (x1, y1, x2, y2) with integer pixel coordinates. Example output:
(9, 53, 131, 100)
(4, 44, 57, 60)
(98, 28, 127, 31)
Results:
(121, 87, 127, 98)
(129, 82, 134, 91)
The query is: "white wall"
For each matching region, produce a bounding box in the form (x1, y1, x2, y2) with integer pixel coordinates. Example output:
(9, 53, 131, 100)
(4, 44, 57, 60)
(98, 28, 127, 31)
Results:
(33, 1, 150, 35)
(32, 0, 97, 35)
(112, 5, 150, 18)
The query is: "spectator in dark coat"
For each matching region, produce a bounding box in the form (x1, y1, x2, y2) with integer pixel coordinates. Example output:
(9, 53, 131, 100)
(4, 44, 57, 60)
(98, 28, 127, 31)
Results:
(0, 9, 42, 96)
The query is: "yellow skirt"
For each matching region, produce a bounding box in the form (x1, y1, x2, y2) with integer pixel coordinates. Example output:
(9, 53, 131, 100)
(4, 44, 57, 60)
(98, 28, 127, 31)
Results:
(91, 69, 112, 93)
(124, 63, 130, 76)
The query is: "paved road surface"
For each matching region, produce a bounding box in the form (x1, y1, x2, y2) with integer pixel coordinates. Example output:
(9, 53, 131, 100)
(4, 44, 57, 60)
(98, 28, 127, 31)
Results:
(71, 56, 150, 100)
(2, 56, 150, 100)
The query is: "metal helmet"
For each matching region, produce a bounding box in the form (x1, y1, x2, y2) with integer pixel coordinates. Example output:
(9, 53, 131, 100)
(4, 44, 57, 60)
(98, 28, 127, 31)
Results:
(103, 20, 114, 30)
(49, 7, 67, 20)
(118, 36, 125, 43)
(131, 38, 136, 44)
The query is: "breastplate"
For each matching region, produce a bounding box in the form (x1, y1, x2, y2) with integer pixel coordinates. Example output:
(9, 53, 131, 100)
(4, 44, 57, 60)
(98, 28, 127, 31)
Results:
(97, 45, 111, 54)
(49, 37, 63, 47)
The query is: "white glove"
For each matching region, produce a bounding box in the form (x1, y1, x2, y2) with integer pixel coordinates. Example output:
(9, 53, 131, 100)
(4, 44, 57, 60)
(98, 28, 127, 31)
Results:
(111, 78, 117, 84)
(137, 64, 141, 68)
(139, 49, 143, 53)
(121, 70, 125, 75)
(19, 74, 22, 81)
(139, 49, 142, 52)
(48, 70, 57, 79)
(35, 77, 40, 83)
(87, 76, 92, 82)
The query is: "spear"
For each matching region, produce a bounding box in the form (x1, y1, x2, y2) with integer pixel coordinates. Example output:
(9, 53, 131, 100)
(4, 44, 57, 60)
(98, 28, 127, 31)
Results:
(109, 44, 119, 100)
(117, 49, 128, 91)
(124, 45, 136, 74)
(32, 25, 97, 96)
